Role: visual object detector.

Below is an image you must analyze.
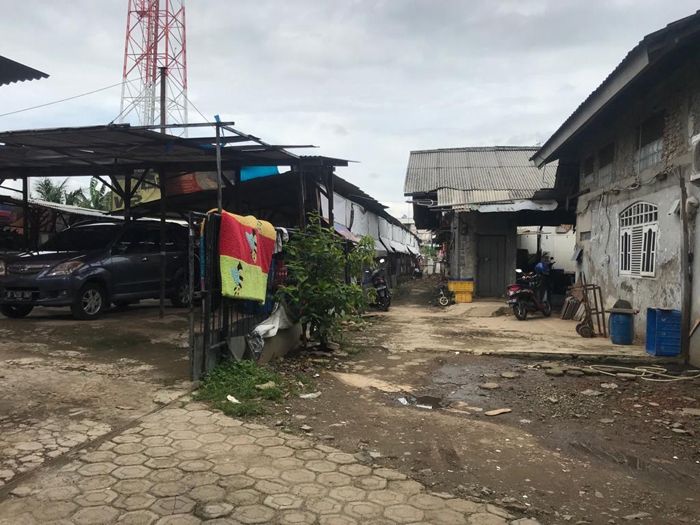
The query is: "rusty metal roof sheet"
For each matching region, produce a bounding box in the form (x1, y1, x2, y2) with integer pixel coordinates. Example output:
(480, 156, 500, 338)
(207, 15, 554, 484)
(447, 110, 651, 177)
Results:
(0, 56, 48, 86)
(404, 146, 557, 195)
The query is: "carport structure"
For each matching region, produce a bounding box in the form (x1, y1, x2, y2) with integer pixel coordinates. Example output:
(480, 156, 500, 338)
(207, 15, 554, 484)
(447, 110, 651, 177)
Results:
(0, 120, 345, 251)
(0, 122, 348, 378)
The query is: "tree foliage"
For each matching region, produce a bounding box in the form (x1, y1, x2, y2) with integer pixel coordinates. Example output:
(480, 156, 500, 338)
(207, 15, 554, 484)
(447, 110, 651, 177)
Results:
(32, 177, 111, 210)
(79, 177, 112, 210)
(33, 178, 68, 203)
(281, 212, 376, 347)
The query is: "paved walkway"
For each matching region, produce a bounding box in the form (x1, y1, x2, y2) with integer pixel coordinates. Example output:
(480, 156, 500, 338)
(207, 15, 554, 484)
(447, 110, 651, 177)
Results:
(0, 401, 536, 525)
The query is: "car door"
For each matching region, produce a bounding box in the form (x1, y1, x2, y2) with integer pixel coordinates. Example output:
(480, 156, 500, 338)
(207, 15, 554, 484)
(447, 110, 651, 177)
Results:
(166, 224, 188, 288)
(109, 225, 161, 297)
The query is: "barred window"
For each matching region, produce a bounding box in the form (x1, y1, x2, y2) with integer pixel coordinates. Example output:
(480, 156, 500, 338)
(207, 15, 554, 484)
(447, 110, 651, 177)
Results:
(619, 202, 658, 277)
(636, 114, 664, 172)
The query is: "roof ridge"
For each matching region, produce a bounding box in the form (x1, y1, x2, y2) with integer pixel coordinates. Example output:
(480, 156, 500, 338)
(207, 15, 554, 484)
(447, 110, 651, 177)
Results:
(410, 146, 539, 154)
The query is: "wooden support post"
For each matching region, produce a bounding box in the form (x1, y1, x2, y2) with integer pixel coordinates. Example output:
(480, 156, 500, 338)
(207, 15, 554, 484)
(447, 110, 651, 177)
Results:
(680, 174, 691, 365)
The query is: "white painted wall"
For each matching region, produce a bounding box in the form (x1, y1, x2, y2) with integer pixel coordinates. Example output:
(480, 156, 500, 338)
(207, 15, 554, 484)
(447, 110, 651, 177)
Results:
(517, 226, 577, 272)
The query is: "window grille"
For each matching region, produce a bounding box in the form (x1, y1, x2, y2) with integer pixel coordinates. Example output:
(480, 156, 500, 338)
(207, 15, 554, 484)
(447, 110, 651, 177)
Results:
(619, 202, 658, 277)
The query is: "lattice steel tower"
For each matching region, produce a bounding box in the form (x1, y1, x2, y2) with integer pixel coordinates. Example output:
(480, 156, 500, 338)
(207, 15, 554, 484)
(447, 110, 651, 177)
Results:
(119, 0, 188, 129)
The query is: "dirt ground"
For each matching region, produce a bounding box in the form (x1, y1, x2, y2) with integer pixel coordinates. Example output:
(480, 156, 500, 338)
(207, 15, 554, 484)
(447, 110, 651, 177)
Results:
(258, 278, 700, 525)
(0, 302, 191, 489)
(1, 281, 698, 524)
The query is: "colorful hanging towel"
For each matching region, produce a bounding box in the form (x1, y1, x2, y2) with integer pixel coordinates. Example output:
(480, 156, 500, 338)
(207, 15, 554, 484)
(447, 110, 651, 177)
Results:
(219, 212, 276, 302)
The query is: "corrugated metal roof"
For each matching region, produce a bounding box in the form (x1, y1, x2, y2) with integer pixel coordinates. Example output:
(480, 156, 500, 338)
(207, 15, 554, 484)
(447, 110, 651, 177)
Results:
(436, 189, 540, 207)
(0, 56, 48, 86)
(404, 146, 557, 195)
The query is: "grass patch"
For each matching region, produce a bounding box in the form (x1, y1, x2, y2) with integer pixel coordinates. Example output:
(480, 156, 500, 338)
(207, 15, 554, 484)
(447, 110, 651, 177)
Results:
(194, 360, 285, 417)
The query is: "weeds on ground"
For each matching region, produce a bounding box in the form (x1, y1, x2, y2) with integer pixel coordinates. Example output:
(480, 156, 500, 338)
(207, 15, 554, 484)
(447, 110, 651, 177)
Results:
(194, 360, 317, 418)
(194, 360, 284, 417)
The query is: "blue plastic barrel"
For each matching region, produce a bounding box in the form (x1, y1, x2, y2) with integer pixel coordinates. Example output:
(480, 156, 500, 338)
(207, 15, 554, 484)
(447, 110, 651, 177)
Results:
(610, 312, 634, 345)
(646, 308, 681, 356)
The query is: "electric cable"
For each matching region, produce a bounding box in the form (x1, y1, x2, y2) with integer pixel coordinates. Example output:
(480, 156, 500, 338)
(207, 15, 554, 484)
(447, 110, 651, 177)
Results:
(0, 80, 135, 119)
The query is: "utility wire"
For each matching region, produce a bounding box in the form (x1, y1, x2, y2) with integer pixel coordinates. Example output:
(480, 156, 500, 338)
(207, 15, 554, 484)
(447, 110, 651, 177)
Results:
(0, 80, 133, 119)
(183, 91, 211, 124)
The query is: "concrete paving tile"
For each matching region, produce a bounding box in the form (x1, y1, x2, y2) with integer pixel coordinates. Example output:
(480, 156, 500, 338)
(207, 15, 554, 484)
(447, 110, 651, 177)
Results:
(234, 504, 275, 524)
(75, 489, 118, 507)
(116, 509, 159, 524)
(0, 401, 494, 525)
(114, 453, 149, 466)
(72, 505, 120, 525)
(225, 488, 262, 506)
(113, 478, 154, 495)
(188, 484, 225, 502)
(383, 503, 425, 523)
(31, 501, 77, 521)
(466, 513, 508, 525)
(193, 501, 233, 519)
(150, 496, 196, 516)
(113, 493, 157, 511)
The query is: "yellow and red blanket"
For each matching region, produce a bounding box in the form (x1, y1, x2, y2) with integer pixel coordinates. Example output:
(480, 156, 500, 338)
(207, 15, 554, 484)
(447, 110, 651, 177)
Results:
(218, 212, 275, 302)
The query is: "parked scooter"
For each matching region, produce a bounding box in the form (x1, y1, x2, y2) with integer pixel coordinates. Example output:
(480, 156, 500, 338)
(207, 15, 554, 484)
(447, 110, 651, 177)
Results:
(506, 269, 552, 320)
(369, 259, 391, 311)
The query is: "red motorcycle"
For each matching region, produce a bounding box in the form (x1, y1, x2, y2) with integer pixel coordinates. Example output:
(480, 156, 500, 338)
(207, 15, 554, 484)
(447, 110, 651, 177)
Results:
(506, 269, 552, 320)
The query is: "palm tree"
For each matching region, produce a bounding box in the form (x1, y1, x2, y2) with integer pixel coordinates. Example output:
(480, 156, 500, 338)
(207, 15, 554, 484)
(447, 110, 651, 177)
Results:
(32, 177, 113, 210)
(33, 178, 68, 203)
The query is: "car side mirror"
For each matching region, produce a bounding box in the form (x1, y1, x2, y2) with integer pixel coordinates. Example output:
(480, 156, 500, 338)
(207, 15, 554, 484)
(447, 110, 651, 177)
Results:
(112, 243, 128, 255)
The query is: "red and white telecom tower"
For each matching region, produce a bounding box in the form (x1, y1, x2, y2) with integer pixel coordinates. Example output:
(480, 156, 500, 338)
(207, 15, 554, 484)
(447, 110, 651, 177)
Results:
(119, 0, 188, 129)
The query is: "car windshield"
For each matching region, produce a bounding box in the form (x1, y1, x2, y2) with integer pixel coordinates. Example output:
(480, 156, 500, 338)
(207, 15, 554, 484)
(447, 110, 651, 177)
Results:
(40, 224, 121, 251)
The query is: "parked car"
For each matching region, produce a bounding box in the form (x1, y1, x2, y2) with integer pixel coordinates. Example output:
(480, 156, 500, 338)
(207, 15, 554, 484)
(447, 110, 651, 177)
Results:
(0, 220, 191, 320)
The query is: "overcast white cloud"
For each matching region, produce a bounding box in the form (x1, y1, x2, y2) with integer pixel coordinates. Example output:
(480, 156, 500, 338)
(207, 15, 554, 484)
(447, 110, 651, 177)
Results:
(1, 0, 698, 218)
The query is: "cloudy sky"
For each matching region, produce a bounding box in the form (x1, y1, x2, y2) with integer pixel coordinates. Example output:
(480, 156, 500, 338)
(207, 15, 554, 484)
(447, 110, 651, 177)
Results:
(1, 0, 698, 218)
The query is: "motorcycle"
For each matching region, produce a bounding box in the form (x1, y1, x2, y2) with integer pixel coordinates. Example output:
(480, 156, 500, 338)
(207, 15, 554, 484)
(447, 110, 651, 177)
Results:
(368, 259, 391, 311)
(506, 269, 552, 320)
(437, 282, 454, 307)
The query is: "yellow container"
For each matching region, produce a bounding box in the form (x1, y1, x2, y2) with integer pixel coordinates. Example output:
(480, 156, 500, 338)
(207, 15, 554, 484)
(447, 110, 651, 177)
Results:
(454, 291, 473, 303)
(448, 280, 475, 293)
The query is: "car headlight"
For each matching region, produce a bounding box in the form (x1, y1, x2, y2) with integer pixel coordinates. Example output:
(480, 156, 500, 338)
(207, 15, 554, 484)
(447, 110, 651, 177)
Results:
(46, 261, 85, 276)
(0, 260, 5, 276)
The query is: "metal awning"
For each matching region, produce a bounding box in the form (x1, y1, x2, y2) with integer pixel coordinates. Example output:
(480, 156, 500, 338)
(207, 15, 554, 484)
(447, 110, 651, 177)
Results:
(388, 239, 411, 254)
(374, 238, 388, 256)
(0, 123, 342, 179)
(0, 56, 48, 86)
(334, 222, 361, 243)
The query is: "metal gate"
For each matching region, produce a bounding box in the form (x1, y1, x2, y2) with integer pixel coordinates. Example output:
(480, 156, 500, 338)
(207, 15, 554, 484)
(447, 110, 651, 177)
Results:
(187, 212, 268, 381)
(476, 235, 506, 297)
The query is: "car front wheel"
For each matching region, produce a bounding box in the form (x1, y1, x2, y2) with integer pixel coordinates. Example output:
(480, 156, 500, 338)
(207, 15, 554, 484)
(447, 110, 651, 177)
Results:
(71, 283, 107, 320)
(0, 304, 34, 318)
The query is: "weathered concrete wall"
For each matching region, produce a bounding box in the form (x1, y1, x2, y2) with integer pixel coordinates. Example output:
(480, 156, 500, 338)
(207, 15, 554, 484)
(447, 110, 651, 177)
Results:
(571, 57, 700, 361)
(449, 211, 517, 295)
